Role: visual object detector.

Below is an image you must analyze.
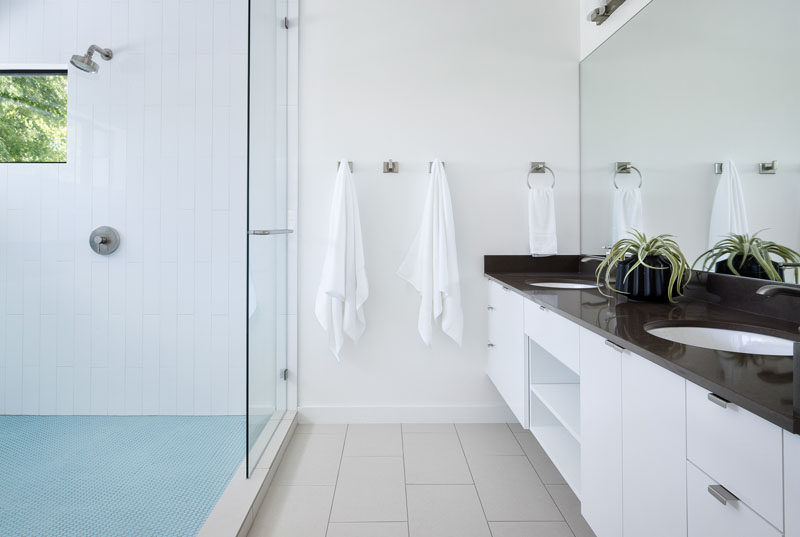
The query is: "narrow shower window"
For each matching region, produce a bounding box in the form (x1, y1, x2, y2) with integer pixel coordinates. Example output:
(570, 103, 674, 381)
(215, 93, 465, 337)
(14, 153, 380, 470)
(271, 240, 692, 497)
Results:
(0, 69, 67, 163)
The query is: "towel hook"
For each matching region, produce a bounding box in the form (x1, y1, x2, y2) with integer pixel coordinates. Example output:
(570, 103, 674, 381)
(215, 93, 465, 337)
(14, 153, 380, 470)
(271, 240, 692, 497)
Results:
(613, 162, 642, 189)
(338, 161, 353, 172)
(427, 161, 446, 173)
(527, 162, 555, 189)
(714, 162, 723, 175)
(383, 159, 399, 173)
(759, 160, 777, 174)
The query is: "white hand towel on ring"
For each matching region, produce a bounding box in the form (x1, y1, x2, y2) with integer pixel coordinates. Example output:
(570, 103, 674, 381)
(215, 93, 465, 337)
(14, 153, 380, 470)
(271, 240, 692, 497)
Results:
(398, 158, 463, 346)
(612, 186, 643, 243)
(528, 172, 557, 256)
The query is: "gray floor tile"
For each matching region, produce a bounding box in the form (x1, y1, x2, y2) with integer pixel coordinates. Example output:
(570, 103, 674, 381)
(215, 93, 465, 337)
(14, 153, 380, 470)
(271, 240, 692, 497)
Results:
(402, 423, 455, 433)
(506, 422, 526, 434)
(468, 455, 562, 522)
(343, 424, 403, 456)
(274, 433, 344, 485)
(489, 521, 575, 537)
(248, 485, 334, 537)
(515, 431, 566, 485)
(330, 457, 407, 522)
(327, 522, 409, 537)
(295, 423, 347, 435)
(403, 432, 472, 484)
(546, 485, 597, 537)
(456, 424, 524, 457)
(407, 484, 491, 537)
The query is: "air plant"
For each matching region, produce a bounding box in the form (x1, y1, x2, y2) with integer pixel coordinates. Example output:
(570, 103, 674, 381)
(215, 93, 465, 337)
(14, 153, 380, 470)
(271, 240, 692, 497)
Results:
(694, 232, 800, 282)
(595, 231, 691, 303)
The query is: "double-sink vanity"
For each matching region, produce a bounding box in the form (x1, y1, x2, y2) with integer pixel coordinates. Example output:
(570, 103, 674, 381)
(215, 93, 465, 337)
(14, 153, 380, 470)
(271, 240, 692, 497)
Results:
(485, 255, 800, 537)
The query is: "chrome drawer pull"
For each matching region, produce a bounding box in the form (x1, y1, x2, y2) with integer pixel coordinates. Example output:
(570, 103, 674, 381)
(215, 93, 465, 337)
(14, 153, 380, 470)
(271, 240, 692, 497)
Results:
(707, 392, 730, 409)
(604, 340, 625, 352)
(539, 305, 547, 311)
(487, 306, 494, 311)
(708, 484, 739, 505)
(487, 343, 495, 348)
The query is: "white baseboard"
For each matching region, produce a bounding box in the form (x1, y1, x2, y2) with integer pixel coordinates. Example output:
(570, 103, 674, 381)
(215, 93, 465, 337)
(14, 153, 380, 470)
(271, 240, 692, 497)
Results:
(298, 404, 515, 424)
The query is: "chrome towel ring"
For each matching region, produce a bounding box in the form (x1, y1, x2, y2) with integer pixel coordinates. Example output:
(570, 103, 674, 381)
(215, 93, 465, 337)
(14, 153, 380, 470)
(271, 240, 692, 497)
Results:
(527, 161, 555, 189)
(613, 162, 642, 189)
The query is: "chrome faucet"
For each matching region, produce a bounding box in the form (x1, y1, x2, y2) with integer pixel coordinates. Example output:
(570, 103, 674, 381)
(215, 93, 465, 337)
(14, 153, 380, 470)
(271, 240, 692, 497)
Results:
(755, 284, 800, 298)
(581, 255, 606, 263)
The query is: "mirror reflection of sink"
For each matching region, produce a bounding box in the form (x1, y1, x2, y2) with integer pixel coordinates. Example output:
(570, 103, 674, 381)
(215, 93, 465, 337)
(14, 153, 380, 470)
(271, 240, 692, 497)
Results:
(526, 281, 599, 290)
(644, 322, 796, 356)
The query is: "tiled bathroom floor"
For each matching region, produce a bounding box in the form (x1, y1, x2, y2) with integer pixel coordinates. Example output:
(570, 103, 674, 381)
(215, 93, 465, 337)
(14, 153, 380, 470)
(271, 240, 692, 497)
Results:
(248, 423, 596, 537)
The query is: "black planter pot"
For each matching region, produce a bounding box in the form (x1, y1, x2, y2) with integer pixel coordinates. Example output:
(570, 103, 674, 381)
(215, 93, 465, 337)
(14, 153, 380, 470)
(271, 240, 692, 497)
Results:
(615, 255, 673, 303)
(714, 255, 783, 281)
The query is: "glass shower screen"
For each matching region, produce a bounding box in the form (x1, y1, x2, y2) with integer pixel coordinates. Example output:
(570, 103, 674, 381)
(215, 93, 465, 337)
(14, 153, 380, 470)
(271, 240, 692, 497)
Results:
(246, 0, 289, 477)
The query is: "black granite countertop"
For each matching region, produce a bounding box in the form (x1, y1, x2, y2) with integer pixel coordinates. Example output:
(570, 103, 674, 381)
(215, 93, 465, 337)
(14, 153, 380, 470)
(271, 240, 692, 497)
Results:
(485, 255, 800, 434)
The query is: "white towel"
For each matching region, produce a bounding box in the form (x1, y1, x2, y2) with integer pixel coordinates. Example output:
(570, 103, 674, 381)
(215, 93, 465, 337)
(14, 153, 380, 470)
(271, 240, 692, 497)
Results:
(398, 159, 463, 346)
(314, 159, 369, 360)
(708, 160, 749, 247)
(612, 186, 643, 243)
(528, 183, 557, 256)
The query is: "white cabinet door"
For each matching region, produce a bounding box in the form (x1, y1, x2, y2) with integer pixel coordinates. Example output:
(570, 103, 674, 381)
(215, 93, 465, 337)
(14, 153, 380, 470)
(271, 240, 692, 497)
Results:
(579, 329, 622, 537)
(622, 353, 687, 537)
(487, 280, 525, 425)
(786, 430, 800, 537)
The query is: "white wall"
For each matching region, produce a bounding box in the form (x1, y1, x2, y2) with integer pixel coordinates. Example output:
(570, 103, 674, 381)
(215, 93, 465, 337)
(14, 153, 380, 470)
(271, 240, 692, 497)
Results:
(0, 0, 248, 416)
(580, 0, 652, 59)
(298, 0, 580, 422)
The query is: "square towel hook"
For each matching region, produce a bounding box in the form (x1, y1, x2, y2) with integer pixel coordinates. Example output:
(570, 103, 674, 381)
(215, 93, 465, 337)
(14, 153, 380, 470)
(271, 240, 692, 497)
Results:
(383, 159, 399, 173)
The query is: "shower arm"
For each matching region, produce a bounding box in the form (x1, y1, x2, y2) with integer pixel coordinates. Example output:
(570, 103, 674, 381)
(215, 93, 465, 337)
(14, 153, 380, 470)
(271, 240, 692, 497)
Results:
(86, 44, 113, 61)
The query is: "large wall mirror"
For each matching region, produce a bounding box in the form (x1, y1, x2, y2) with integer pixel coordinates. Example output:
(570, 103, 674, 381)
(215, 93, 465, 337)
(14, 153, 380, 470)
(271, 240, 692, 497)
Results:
(580, 0, 800, 279)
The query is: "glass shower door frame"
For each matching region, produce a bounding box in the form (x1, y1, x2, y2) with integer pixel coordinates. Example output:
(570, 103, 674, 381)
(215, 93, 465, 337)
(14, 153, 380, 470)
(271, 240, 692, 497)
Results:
(245, 0, 289, 478)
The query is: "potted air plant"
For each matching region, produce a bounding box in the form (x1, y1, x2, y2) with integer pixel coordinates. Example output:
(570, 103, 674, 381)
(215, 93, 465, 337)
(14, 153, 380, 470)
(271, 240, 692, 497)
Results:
(595, 231, 691, 303)
(694, 232, 800, 282)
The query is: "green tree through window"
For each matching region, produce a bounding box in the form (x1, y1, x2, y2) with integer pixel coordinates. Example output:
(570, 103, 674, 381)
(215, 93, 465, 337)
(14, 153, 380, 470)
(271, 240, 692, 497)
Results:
(0, 71, 67, 163)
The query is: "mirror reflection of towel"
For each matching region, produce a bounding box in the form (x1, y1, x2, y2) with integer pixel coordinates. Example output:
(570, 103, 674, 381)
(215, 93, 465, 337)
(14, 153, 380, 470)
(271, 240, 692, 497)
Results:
(708, 160, 749, 247)
(612, 186, 643, 243)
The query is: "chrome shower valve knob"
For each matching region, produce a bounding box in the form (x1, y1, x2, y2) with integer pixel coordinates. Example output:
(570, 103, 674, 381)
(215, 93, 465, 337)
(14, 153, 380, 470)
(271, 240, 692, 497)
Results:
(89, 226, 120, 255)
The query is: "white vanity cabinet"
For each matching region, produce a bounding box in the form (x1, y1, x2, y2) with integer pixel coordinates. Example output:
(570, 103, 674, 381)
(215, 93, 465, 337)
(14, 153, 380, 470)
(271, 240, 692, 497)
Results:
(786, 430, 800, 537)
(579, 328, 622, 537)
(484, 279, 800, 537)
(621, 352, 687, 537)
(486, 280, 526, 425)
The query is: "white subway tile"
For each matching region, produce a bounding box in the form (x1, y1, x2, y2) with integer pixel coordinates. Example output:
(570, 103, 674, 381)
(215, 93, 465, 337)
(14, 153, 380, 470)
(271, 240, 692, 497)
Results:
(73, 365, 91, 413)
(107, 365, 125, 415)
(210, 314, 229, 414)
(4, 365, 23, 414)
(176, 314, 194, 413)
(193, 313, 212, 413)
(39, 363, 58, 414)
(74, 314, 91, 368)
(22, 366, 40, 414)
(159, 366, 177, 414)
(90, 367, 109, 415)
(56, 366, 74, 415)
(124, 366, 142, 414)
(211, 211, 229, 314)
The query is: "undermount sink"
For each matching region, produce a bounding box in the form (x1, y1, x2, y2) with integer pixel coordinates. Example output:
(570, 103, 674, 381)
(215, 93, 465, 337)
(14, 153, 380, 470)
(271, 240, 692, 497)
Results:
(526, 281, 599, 290)
(645, 323, 797, 356)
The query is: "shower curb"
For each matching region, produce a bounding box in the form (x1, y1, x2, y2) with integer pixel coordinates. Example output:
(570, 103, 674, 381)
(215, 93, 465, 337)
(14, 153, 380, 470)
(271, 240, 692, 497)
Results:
(197, 411, 297, 537)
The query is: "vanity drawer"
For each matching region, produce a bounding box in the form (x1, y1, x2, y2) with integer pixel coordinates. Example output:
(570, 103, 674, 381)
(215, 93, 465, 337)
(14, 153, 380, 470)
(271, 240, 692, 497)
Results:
(686, 381, 783, 529)
(688, 461, 781, 537)
(524, 299, 579, 374)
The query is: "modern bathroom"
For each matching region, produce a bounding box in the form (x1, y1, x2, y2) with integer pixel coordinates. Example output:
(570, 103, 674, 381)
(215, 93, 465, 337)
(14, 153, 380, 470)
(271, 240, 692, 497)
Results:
(0, 0, 798, 536)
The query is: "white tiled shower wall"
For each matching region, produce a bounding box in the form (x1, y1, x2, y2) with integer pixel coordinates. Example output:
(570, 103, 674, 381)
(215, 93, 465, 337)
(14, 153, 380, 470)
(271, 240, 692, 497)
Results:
(0, 0, 248, 415)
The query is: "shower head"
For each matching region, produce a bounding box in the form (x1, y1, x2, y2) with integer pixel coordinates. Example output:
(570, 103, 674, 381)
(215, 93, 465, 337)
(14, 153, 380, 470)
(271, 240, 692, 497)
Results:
(70, 44, 113, 73)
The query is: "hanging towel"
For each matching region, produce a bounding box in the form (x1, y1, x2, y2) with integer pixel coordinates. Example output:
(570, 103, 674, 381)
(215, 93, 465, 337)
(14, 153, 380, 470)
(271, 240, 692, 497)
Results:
(612, 186, 643, 243)
(314, 159, 369, 360)
(528, 181, 557, 256)
(708, 160, 749, 247)
(398, 159, 463, 346)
